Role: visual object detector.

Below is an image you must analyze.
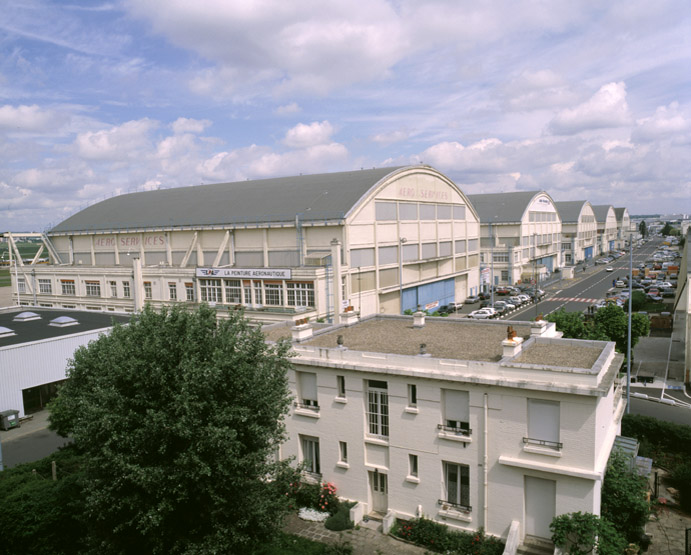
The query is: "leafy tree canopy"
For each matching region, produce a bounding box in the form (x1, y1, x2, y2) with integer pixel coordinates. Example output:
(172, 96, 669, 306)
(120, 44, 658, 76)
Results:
(638, 220, 647, 238)
(49, 304, 298, 554)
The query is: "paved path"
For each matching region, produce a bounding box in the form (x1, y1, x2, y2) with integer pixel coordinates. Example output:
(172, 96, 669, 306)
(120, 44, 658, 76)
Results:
(646, 468, 691, 555)
(283, 513, 428, 554)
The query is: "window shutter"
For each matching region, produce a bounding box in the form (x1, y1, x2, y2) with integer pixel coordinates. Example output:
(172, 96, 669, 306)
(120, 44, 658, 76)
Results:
(300, 372, 318, 401)
(528, 399, 559, 442)
(444, 390, 469, 422)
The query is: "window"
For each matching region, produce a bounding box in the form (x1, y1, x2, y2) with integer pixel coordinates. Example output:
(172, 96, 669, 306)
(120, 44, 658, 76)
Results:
(110, 281, 117, 297)
(122, 281, 131, 298)
(38, 279, 52, 294)
(407, 384, 417, 408)
(339, 441, 348, 464)
(61, 280, 75, 296)
(419, 204, 436, 220)
(454, 240, 466, 254)
(224, 279, 242, 303)
(467, 238, 479, 252)
(377, 246, 398, 265)
(300, 435, 320, 475)
(501, 270, 509, 282)
(366, 380, 389, 438)
(375, 201, 396, 221)
(199, 279, 221, 303)
(85, 281, 101, 297)
(243, 281, 253, 304)
(287, 282, 315, 307)
(399, 202, 417, 220)
(264, 283, 283, 306)
(17, 278, 26, 293)
(351, 248, 375, 267)
(440, 389, 470, 435)
(254, 282, 263, 305)
(421, 243, 437, 259)
(409, 454, 419, 478)
(437, 204, 451, 219)
(296, 372, 318, 409)
(453, 205, 466, 220)
(168, 282, 177, 301)
(185, 282, 194, 301)
(336, 375, 346, 399)
(525, 399, 561, 449)
(144, 282, 152, 300)
(442, 462, 470, 510)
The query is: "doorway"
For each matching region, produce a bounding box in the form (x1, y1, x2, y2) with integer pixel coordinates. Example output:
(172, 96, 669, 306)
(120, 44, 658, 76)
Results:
(369, 470, 388, 515)
(524, 476, 556, 539)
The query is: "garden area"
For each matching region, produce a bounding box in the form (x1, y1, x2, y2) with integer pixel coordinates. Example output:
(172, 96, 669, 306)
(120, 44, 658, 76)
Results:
(392, 518, 505, 554)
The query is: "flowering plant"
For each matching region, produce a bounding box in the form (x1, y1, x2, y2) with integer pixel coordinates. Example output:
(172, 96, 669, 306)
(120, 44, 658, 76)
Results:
(318, 482, 339, 513)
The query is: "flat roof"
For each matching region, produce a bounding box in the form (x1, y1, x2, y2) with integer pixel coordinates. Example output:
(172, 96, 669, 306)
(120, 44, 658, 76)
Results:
(0, 308, 130, 348)
(264, 316, 604, 368)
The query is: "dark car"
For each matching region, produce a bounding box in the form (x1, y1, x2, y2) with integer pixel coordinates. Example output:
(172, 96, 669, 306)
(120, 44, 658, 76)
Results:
(661, 288, 675, 298)
(465, 295, 480, 304)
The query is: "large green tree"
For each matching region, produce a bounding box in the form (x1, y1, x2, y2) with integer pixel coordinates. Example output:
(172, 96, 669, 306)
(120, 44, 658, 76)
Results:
(49, 305, 297, 554)
(638, 220, 647, 238)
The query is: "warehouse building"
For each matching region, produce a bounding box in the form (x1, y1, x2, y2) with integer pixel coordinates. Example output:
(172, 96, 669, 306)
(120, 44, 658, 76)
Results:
(592, 205, 619, 256)
(554, 201, 597, 266)
(265, 312, 625, 548)
(613, 207, 632, 249)
(466, 192, 562, 287)
(5, 166, 481, 323)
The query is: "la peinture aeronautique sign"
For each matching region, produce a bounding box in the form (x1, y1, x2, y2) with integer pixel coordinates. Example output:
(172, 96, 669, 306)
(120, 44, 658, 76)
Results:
(196, 268, 292, 279)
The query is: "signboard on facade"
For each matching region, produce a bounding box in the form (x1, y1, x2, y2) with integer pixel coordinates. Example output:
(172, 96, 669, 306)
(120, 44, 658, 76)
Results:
(481, 267, 491, 284)
(196, 268, 292, 279)
(425, 301, 439, 310)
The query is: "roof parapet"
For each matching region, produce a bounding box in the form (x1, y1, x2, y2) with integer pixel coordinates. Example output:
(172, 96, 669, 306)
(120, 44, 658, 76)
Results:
(291, 319, 313, 342)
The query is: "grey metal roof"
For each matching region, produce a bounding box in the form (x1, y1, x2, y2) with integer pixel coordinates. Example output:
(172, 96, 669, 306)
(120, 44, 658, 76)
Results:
(554, 201, 590, 223)
(613, 207, 629, 222)
(0, 309, 129, 348)
(50, 167, 406, 234)
(591, 205, 614, 223)
(466, 191, 543, 223)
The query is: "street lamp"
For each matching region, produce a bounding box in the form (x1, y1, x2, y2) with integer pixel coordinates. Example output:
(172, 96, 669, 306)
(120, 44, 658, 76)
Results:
(399, 237, 407, 314)
(626, 238, 633, 413)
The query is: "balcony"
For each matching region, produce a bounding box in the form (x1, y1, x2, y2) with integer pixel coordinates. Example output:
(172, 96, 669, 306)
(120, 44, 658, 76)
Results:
(523, 437, 562, 450)
(438, 499, 472, 512)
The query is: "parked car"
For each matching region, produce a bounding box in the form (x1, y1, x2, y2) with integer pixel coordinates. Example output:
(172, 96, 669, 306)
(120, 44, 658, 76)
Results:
(468, 309, 494, 319)
(495, 300, 516, 311)
(465, 295, 480, 304)
(615, 280, 625, 287)
(605, 267, 614, 272)
(661, 288, 675, 298)
(647, 294, 663, 302)
(508, 296, 524, 306)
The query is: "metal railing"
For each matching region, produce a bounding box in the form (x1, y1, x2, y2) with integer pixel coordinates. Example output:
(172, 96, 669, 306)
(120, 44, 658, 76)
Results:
(293, 401, 320, 411)
(437, 424, 472, 436)
(523, 437, 563, 449)
(438, 499, 472, 512)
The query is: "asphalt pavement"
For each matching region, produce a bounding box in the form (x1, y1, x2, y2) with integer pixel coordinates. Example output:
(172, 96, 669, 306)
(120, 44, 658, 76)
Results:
(0, 410, 72, 470)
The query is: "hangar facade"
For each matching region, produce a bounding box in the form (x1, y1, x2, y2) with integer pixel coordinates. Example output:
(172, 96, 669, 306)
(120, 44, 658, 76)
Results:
(6, 166, 481, 323)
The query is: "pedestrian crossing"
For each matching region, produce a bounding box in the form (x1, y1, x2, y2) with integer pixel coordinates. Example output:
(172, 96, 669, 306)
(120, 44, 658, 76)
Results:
(548, 296, 599, 303)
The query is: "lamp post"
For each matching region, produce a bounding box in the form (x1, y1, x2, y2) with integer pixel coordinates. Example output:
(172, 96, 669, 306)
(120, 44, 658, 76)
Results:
(626, 238, 633, 413)
(533, 233, 539, 319)
(399, 237, 407, 314)
(490, 222, 495, 307)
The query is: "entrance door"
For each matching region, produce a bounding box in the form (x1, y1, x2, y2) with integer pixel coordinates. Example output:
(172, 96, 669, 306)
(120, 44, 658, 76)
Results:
(369, 471, 388, 514)
(525, 476, 556, 539)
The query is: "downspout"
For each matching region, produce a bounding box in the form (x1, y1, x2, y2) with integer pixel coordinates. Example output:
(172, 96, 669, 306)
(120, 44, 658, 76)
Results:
(484, 392, 489, 530)
(331, 238, 343, 325)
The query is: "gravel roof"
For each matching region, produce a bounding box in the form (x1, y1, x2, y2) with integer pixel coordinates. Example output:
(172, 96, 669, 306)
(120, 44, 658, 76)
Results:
(513, 343, 602, 369)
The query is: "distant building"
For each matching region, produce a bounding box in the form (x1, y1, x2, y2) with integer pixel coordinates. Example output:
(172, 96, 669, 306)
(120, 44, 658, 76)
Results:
(466, 192, 561, 287)
(266, 313, 625, 547)
(0, 308, 128, 416)
(4, 166, 481, 322)
(591, 205, 618, 255)
(613, 207, 631, 249)
(554, 201, 597, 265)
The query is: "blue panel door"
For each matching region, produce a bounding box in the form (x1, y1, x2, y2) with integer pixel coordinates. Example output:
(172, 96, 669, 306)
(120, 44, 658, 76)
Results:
(584, 246, 593, 259)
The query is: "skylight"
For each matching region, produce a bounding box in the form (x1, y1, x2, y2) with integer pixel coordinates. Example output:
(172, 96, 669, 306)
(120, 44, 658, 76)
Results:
(13, 311, 41, 322)
(49, 316, 79, 328)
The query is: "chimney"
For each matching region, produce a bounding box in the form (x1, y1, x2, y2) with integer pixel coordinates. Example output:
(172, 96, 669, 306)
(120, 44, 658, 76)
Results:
(413, 308, 425, 328)
(502, 336, 524, 357)
(291, 318, 313, 342)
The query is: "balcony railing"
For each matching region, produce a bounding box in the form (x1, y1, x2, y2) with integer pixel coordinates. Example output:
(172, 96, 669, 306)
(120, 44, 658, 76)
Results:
(437, 424, 472, 436)
(438, 499, 472, 512)
(523, 437, 562, 449)
(294, 401, 319, 411)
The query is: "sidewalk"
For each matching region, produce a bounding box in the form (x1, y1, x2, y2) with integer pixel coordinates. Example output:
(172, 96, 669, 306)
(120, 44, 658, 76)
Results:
(283, 513, 428, 554)
(646, 468, 691, 555)
(1, 410, 52, 442)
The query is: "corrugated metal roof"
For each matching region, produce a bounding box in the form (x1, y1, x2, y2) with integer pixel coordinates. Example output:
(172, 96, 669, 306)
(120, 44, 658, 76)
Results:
(613, 207, 628, 222)
(50, 167, 406, 234)
(466, 191, 542, 223)
(592, 204, 614, 223)
(555, 200, 589, 223)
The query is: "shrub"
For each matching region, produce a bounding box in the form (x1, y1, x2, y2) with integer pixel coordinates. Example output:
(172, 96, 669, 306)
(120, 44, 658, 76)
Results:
(550, 512, 626, 555)
(670, 462, 691, 512)
(602, 450, 649, 543)
(392, 518, 504, 554)
(324, 503, 353, 531)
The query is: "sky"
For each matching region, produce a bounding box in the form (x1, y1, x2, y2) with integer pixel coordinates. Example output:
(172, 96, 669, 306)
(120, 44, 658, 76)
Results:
(1, 0, 690, 232)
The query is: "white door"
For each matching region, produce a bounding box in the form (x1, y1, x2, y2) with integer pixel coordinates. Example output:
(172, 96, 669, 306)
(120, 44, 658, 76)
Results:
(369, 471, 388, 514)
(525, 476, 556, 539)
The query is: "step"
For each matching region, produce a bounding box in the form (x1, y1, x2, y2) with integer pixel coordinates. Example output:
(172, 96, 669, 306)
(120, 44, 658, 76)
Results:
(517, 536, 555, 555)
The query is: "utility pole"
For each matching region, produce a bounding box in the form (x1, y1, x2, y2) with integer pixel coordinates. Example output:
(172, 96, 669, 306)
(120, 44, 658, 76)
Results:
(399, 238, 407, 314)
(490, 222, 495, 307)
(626, 238, 633, 413)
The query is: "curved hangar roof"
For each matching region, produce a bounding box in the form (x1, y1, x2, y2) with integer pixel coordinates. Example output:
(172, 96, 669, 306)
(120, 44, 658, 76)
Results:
(50, 167, 410, 234)
(466, 191, 556, 224)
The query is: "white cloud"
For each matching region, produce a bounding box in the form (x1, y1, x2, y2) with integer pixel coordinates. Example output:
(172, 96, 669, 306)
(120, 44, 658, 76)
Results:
(548, 82, 632, 135)
(74, 119, 158, 160)
(275, 102, 301, 115)
(282, 121, 335, 148)
(0, 104, 67, 132)
(632, 102, 690, 143)
(371, 130, 409, 144)
(171, 117, 211, 134)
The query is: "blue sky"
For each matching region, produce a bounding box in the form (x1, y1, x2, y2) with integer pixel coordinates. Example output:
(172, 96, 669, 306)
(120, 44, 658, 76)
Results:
(1, 0, 690, 231)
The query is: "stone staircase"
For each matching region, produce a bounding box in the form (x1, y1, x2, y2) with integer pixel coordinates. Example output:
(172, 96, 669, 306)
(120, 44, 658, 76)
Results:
(517, 536, 555, 555)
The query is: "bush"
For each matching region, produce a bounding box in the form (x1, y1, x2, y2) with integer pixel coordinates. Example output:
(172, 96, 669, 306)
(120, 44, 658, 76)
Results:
(670, 462, 691, 512)
(393, 518, 504, 554)
(324, 503, 353, 531)
(550, 512, 626, 555)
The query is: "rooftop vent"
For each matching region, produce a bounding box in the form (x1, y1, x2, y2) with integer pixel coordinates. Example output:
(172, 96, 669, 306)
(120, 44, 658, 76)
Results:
(0, 326, 16, 338)
(13, 311, 41, 322)
(49, 316, 79, 327)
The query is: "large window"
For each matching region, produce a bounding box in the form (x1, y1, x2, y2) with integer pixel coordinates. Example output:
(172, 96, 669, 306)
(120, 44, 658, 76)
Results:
(199, 279, 221, 303)
(366, 380, 389, 438)
(185, 282, 194, 301)
(224, 279, 242, 303)
(61, 280, 75, 296)
(287, 282, 315, 307)
(85, 281, 101, 297)
(110, 281, 118, 297)
(526, 399, 561, 449)
(17, 278, 26, 293)
(442, 462, 470, 509)
(441, 389, 470, 435)
(300, 435, 320, 475)
(264, 283, 283, 306)
(144, 282, 152, 300)
(38, 279, 52, 294)
(122, 281, 131, 298)
(168, 282, 177, 301)
(296, 371, 318, 409)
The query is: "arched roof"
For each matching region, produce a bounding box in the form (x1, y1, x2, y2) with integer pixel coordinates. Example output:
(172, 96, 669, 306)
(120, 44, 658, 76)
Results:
(466, 191, 556, 224)
(554, 200, 594, 223)
(49, 167, 408, 234)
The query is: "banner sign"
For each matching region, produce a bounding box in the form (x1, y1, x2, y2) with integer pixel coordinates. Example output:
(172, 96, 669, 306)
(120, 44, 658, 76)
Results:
(196, 268, 292, 279)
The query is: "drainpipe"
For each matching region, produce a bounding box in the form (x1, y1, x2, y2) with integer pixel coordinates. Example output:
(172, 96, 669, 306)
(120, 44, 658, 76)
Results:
(484, 393, 489, 530)
(331, 238, 343, 324)
(132, 256, 144, 312)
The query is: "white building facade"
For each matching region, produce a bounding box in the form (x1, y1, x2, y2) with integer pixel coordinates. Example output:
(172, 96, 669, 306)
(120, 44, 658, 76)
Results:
(555, 201, 597, 265)
(592, 205, 619, 256)
(467, 192, 562, 287)
(614, 208, 632, 249)
(269, 315, 625, 547)
(5, 166, 481, 323)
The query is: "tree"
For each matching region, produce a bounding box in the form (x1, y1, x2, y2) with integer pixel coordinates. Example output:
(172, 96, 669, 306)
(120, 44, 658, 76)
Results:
(593, 304, 650, 353)
(550, 512, 626, 555)
(661, 221, 673, 236)
(49, 305, 298, 554)
(638, 220, 647, 238)
(545, 308, 588, 339)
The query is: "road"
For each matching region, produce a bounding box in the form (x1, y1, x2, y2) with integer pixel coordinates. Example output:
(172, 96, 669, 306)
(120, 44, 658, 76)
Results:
(507, 238, 665, 320)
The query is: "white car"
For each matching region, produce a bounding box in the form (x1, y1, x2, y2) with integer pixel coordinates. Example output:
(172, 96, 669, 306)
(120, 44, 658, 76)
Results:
(468, 309, 494, 319)
(605, 267, 614, 272)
